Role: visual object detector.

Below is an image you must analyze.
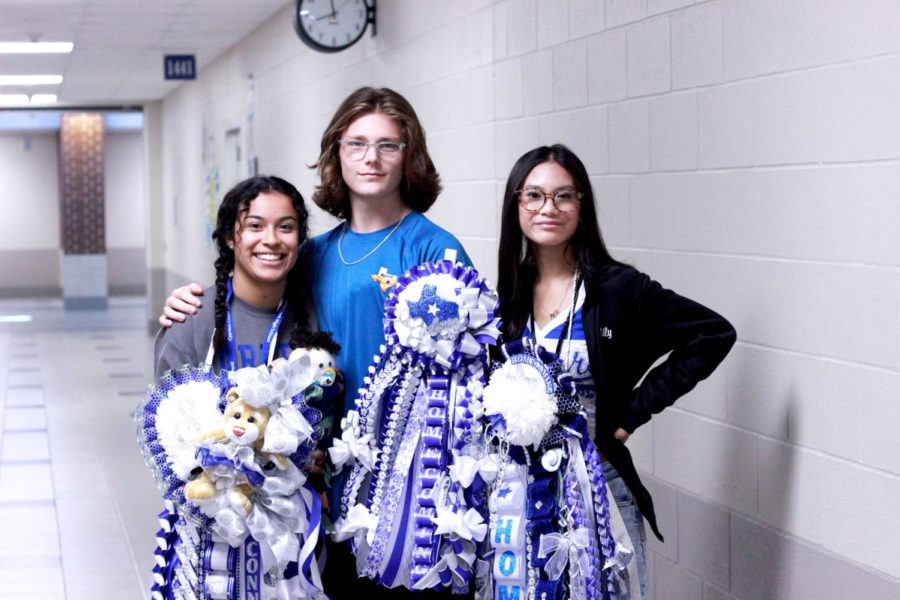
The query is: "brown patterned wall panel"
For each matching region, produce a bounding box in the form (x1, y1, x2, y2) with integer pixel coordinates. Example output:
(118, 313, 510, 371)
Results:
(59, 113, 105, 255)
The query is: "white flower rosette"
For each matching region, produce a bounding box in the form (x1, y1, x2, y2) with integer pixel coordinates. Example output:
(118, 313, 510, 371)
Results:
(482, 357, 559, 449)
(384, 261, 501, 368)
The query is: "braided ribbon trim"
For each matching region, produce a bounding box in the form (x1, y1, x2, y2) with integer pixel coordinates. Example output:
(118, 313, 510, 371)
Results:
(358, 377, 429, 581)
(338, 350, 403, 517)
(409, 376, 450, 588)
(584, 435, 618, 600)
(564, 456, 600, 599)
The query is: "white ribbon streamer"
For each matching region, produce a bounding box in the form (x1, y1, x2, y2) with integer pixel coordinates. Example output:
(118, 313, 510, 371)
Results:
(537, 528, 591, 583)
(262, 404, 314, 455)
(448, 454, 500, 488)
(432, 507, 488, 542)
(474, 558, 494, 600)
(333, 503, 377, 546)
(328, 428, 376, 474)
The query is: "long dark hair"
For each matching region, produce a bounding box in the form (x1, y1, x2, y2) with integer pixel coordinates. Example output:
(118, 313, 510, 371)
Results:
(312, 86, 441, 219)
(497, 144, 622, 340)
(210, 175, 313, 354)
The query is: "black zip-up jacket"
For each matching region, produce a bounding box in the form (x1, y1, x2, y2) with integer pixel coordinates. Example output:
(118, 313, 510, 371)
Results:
(583, 264, 737, 540)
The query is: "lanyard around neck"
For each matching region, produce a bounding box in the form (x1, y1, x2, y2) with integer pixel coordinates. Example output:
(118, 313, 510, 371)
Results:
(203, 277, 288, 372)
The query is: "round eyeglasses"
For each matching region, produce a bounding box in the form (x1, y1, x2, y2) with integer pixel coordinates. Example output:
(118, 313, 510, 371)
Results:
(338, 139, 406, 160)
(517, 187, 583, 213)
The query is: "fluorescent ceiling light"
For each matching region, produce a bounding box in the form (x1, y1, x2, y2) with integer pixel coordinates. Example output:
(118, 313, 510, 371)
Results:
(0, 314, 33, 323)
(0, 94, 29, 106)
(30, 93, 57, 104)
(0, 93, 58, 106)
(0, 42, 73, 54)
(0, 74, 63, 85)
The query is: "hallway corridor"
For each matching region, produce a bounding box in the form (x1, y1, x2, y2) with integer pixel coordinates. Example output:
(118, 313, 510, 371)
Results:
(0, 298, 160, 599)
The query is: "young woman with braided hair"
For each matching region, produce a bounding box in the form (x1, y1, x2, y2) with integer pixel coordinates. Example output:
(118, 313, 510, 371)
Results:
(154, 174, 339, 377)
(150, 174, 339, 599)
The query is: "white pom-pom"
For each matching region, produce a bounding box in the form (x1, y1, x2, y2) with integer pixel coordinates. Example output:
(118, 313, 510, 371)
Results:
(483, 362, 558, 449)
(156, 380, 223, 479)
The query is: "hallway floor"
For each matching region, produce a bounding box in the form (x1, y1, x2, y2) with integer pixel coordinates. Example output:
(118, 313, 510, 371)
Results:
(0, 297, 160, 599)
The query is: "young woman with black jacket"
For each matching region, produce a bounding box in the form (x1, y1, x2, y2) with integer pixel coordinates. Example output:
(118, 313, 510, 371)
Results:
(496, 145, 737, 598)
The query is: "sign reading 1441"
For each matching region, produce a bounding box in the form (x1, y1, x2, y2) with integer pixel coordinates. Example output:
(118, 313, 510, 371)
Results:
(164, 55, 196, 80)
(294, 0, 376, 53)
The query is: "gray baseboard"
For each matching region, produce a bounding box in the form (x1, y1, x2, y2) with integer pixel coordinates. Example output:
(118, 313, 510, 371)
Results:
(108, 247, 147, 292)
(61, 253, 107, 299)
(0, 247, 147, 298)
(0, 249, 60, 293)
(0, 285, 63, 298)
(110, 283, 147, 296)
(63, 296, 109, 310)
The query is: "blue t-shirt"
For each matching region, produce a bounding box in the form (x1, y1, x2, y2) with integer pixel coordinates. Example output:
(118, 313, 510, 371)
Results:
(523, 282, 597, 437)
(303, 211, 471, 418)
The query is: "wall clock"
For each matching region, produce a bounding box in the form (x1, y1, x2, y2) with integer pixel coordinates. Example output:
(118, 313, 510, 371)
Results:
(294, 0, 376, 53)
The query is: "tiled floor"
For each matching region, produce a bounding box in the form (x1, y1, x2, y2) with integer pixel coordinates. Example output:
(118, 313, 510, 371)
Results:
(0, 297, 161, 599)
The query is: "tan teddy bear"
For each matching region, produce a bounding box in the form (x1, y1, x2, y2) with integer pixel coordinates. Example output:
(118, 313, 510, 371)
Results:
(184, 388, 288, 514)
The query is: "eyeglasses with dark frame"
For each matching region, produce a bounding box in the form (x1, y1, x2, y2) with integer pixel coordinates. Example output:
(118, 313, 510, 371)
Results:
(516, 187, 583, 213)
(338, 139, 406, 160)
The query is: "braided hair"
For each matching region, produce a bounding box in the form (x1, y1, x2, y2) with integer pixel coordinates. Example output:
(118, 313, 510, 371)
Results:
(210, 175, 315, 356)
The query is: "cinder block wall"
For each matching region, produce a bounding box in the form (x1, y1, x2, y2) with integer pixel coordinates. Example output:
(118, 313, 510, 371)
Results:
(155, 1, 900, 597)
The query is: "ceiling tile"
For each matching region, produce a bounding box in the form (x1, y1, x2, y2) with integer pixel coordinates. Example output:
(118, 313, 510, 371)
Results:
(0, 0, 293, 104)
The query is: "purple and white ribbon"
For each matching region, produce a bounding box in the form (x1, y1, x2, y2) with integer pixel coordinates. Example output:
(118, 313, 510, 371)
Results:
(137, 361, 331, 599)
(332, 260, 501, 592)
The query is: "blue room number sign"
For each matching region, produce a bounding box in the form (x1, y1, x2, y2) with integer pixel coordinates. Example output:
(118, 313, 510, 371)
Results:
(164, 55, 196, 80)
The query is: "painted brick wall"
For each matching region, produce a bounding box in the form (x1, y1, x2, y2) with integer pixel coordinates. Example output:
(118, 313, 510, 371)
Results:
(156, 1, 900, 596)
